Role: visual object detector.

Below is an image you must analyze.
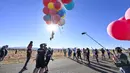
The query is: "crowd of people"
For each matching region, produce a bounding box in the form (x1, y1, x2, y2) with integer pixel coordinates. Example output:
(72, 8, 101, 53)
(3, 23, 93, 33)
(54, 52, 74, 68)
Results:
(63, 47, 113, 64)
(0, 42, 130, 73)
(0, 41, 54, 73)
(63, 47, 130, 73)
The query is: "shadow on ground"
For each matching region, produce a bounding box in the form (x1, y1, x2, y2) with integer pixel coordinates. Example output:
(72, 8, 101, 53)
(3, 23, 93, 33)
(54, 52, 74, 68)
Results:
(69, 58, 119, 73)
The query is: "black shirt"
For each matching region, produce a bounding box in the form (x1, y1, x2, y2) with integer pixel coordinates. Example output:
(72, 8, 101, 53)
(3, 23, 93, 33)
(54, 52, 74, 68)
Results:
(77, 49, 81, 55)
(37, 48, 46, 60)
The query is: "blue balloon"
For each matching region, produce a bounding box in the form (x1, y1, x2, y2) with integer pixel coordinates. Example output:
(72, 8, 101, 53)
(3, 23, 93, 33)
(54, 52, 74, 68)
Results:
(57, 8, 66, 17)
(64, 1, 74, 10)
(44, 14, 51, 21)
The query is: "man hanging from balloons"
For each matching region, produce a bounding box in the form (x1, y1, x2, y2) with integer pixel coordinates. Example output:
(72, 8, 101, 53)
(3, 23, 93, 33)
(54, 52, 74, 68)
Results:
(43, 0, 74, 40)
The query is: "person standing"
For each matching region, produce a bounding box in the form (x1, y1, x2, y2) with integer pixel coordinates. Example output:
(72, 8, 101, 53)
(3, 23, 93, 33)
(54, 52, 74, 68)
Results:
(45, 47, 54, 72)
(92, 48, 95, 59)
(68, 48, 72, 58)
(70, 49, 72, 57)
(83, 48, 86, 60)
(114, 47, 130, 73)
(73, 47, 77, 60)
(86, 48, 90, 64)
(22, 41, 33, 70)
(15, 49, 18, 54)
(100, 48, 105, 60)
(106, 49, 111, 59)
(0, 45, 8, 61)
(77, 48, 82, 61)
(63, 49, 67, 57)
(33, 43, 47, 73)
(113, 49, 116, 54)
(95, 49, 99, 63)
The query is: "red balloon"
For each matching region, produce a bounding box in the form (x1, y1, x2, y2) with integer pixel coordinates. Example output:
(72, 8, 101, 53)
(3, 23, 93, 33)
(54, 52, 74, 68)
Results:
(118, 16, 126, 20)
(50, 0, 56, 3)
(127, 19, 130, 24)
(54, 2, 62, 10)
(125, 8, 130, 20)
(107, 20, 130, 40)
(52, 14, 60, 24)
(49, 9, 57, 15)
(43, 7, 49, 14)
(62, 0, 72, 4)
(43, 0, 50, 6)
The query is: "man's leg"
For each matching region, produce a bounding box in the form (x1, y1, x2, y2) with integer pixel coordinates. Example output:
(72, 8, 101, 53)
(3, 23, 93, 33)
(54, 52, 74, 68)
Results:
(87, 55, 90, 64)
(80, 55, 82, 62)
(23, 56, 31, 69)
(108, 54, 110, 59)
(33, 68, 39, 73)
(39, 68, 44, 73)
(96, 56, 98, 62)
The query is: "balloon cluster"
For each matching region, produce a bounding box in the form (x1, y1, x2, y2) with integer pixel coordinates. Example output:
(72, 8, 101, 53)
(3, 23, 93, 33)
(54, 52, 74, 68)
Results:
(43, 0, 74, 26)
(107, 8, 130, 41)
(42, 0, 74, 40)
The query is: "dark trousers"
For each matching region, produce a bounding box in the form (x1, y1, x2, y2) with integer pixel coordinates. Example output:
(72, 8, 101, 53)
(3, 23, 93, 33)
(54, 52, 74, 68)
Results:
(108, 53, 110, 59)
(73, 53, 76, 59)
(23, 54, 31, 69)
(86, 55, 90, 63)
(77, 54, 82, 60)
(95, 54, 99, 63)
(45, 57, 51, 66)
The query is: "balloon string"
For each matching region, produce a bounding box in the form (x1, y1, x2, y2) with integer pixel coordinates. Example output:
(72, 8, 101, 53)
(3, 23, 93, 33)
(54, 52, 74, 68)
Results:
(58, 26, 62, 34)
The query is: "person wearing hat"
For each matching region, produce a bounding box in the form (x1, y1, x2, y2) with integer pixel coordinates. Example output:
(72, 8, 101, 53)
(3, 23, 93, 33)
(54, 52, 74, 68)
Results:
(114, 47, 130, 73)
(33, 43, 47, 73)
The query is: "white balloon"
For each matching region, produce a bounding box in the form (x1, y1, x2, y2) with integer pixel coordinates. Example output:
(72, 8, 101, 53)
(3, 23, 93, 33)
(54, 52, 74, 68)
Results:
(58, 18, 65, 26)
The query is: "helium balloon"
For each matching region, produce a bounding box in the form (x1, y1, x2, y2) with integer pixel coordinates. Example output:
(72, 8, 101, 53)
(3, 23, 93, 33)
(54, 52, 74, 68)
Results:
(58, 18, 65, 26)
(118, 16, 126, 20)
(61, 14, 65, 18)
(125, 8, 130, 20)
(107, 20, 130, 40)
(127, 19, 130, 24)
(50, 0, 56, 3)
(43, 7, 49, 14)
(52, 14, 60, 24)
(62, 0, 72, 4)
(43, 14, 51, 21)
(57, 8, 66, 17)
(46, 20, 51, 24)
(48, 2, 55, 9)
(64, 1, 74, 10)
(49, 9, 57, 15)
(43, 0, 50, 6)
(54, 1, 62, 10)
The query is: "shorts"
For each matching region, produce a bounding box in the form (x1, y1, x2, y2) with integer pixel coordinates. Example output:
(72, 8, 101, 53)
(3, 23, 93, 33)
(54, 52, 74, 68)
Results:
(36, 59, 45, 68)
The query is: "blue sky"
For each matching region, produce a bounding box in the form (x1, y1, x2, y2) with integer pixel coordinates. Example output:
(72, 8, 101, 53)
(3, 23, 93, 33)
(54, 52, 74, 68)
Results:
(0, 0, 130, 49)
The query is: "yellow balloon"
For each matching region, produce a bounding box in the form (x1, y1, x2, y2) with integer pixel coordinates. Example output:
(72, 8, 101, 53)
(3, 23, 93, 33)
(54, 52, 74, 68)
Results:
(62, 14, 66, 18)
(48, 2, 54, 9)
